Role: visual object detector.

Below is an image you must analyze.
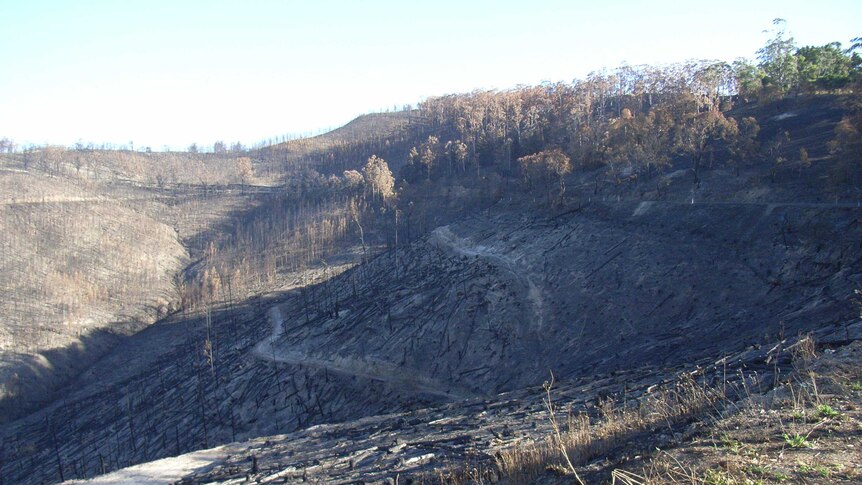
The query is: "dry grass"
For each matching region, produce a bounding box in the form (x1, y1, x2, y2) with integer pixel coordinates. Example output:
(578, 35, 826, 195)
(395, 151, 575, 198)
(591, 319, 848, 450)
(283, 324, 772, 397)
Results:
(488, 336, 855, 484)
(609, 339, 862, 484)
(495, 372, 728, 484)
(0, 168, 193, 422)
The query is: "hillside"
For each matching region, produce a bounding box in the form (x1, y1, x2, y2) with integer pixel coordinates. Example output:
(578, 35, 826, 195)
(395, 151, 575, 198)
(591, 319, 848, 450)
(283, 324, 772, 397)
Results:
(1, 60, 862, 485)
(262, 196, 860, 396)
(0, 94, 859, 484)
(8, 171, 855, 483)
(0, 113, 420, 425)
(64, 328, 862, 484)
(0, 168, 188, 422)
(4, 9, 862, 485)
(255, 111, 418, 176)
(272, 112, 413, 153)
(0, 149, 287, 422)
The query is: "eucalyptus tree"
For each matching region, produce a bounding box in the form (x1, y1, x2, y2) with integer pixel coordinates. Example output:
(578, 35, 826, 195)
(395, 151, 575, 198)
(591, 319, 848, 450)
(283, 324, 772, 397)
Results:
(518, 148, 572, 204)
(757, 18, 799, 94)
(362, 155, 395, 201)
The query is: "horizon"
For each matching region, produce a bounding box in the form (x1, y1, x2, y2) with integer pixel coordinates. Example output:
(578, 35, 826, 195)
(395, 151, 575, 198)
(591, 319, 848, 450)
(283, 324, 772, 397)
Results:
(1, 0, 860, 151)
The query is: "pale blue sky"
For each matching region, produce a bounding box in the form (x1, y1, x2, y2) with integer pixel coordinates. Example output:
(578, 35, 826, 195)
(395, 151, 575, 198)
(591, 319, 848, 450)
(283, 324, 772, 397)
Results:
(0, 0, 859, 150)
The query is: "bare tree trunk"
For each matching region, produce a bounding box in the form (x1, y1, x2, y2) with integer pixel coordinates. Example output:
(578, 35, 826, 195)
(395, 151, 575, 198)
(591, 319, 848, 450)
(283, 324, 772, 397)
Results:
(394, 209, 399, 277)
(49, 419, 64, 482)
(352, 213, 367, 264)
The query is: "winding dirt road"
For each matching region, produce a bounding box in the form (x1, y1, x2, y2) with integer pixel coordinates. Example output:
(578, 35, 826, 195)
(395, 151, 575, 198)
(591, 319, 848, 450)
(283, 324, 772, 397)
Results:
(253, 305, 471, 400)
(431, 225, 546, 328)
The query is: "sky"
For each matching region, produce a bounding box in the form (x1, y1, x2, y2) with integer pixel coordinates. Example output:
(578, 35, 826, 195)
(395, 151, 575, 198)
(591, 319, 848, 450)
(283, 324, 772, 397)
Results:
(0, 0, 859, 150)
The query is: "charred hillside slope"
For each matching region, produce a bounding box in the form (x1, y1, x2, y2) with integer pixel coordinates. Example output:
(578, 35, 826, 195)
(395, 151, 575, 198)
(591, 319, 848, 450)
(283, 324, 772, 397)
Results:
(3, 173, 859, 483)
(266, 196, 861, 397)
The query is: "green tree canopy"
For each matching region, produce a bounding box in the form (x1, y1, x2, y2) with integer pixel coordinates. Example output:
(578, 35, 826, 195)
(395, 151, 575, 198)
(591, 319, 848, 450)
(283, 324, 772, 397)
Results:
(757, 19, 798, 94)
(796, 42, 855, 91)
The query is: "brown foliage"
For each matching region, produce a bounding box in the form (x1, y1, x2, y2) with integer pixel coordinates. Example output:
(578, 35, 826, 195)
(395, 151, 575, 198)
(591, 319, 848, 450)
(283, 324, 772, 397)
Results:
(362, 155, 395, 201)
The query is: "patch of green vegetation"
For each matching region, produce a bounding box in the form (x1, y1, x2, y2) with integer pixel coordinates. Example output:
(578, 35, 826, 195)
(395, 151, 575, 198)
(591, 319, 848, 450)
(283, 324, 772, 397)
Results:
(797, 463, 835, 478)
(850, 381, 862, 392)
(719, 433, 745, 454)
(772, 470, 791, 481)
(747, 464, 789, 482)
(783, 433, 811, 448)
(702, 469, 736, 485)
(703, 467, 768, 485)
(817, 404, 840, 419)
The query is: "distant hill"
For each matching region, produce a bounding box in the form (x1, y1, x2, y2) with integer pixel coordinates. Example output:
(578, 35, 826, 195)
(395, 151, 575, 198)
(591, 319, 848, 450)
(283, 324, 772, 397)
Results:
(275, 111, 413, 151)
(254, 111, 421, 176)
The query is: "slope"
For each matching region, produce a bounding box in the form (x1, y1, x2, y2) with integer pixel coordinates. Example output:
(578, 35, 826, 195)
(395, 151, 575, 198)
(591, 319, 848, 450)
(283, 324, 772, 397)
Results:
(256, 111, 416, 175)
(253, 194, 861, 397)
(0, 169, 189, 423)
(64, 322, 862, 484)
(4, 178, 858, 483)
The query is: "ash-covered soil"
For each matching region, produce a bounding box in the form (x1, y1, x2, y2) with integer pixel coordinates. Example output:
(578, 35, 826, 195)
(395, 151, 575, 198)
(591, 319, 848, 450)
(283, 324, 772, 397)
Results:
(3, 189, 859, 484)
(68, 322, 862, 484)
(263, 197, 861, 397)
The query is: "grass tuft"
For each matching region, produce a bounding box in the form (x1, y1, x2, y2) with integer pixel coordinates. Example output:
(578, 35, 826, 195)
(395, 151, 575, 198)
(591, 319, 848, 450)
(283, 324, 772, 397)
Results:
(816, 403, 840, 419)
(782, 432, 810, 448)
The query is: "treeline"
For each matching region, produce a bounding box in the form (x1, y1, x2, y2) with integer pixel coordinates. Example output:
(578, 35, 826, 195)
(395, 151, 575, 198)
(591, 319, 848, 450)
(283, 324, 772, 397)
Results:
(219, 25, 861, 299)
(1, 145, 260, 190)
(307, 25, 862, 250)
(233, 24, 860, 233)
(737, 19, 861, 98)
(408, 40, 858, 184)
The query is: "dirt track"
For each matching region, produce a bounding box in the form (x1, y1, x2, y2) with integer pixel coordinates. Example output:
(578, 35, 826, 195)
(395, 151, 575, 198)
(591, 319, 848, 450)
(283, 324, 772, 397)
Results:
(254, 304, 471, 400)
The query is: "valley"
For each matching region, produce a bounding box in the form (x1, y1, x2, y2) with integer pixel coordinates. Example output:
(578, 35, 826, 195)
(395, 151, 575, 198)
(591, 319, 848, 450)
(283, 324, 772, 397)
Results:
(1, 50, 862, 484)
